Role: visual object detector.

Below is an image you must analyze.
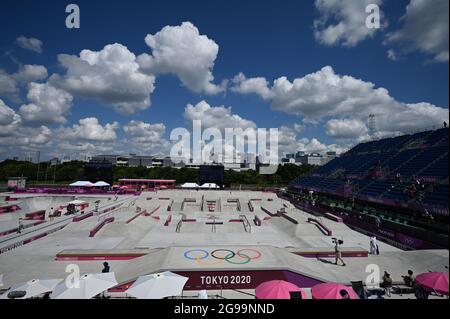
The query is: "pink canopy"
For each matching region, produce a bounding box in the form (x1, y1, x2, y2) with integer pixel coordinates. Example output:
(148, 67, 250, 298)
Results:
(415, 272, 449, 295)
(255, 280, 307, 299)
(311, 283, 359, 299)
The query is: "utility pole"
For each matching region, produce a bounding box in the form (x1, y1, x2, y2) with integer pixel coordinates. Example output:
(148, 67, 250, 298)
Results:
(35, 151, 41, 185)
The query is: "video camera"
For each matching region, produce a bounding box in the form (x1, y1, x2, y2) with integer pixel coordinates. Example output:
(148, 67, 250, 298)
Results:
(332, 237, 344, 245)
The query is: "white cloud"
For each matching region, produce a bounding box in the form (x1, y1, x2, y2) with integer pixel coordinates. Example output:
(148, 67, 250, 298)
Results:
(0, 65, 48, 101)
(123, 120, 170, 154)
(313, 0, 384, 47)
(0, 99, 17, 126)
(387, 49, 399, 61)
(184, 100, 256, 131)
(13, 65, 48, 84)
(19, 82, 73, 125)
(231, 73, 274, 99)
(0, 69, 19, 98)
(50, 43, 155, 115)
(325, 118, 368, 139)
(138, 22, 225, 95)
(58, 117, 119, 142)
(16, 36, 43, 54)
(385, 0, 449, 62)
(278, 124, 347, 155)
(231, 66, 449, 138)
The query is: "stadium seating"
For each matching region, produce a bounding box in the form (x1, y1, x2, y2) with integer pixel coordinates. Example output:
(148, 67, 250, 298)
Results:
(289, 128, 449, 212)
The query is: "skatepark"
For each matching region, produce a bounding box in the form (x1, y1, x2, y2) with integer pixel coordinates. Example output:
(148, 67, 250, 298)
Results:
(0, 190, 448, 299)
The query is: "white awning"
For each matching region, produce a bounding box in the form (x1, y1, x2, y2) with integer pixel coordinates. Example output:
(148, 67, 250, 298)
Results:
(200, 183, 220, 189)
(69, 181, 94, 187)
(181, 183, 200, 189)
(92, 181, 110, 187)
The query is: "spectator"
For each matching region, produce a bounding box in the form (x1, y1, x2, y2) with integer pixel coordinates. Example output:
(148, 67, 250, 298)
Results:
(443, 121, 448, 128)
(380, 272, 393, 297)
(102, 262, 110, 273)
(402, 270, 415, 287)
(375, 215, 382, 229)
(17, 218, 24, 234)
(339, 289, 351, 299)
(369, 236, 377, 255)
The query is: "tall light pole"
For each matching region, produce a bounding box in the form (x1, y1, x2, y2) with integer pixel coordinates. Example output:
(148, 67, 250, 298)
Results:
(35, 151, 41, 185)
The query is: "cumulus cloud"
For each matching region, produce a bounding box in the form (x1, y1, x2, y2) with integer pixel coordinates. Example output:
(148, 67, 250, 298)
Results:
(385, 0, 449, 62)
(0, 99, 17, 126)
(313, 0, 384, 47)
(325, 118, 368, 139)
(57, 117, 119, 142)
(19, 82, 73, 125)
(16, 36, 43, 54)
(0, 65, 48, 101)
(13, 65, 48, 84)
(50, 43, 155, 115)
(123, 120, 170, 154)
(231, 66, 449, 138)
(231, 73, 274, 99)
(184, 100, 256, 131)
(138, 22, 225, 95)
(278, 124, 347, 155)
(0, 69, 19, 97)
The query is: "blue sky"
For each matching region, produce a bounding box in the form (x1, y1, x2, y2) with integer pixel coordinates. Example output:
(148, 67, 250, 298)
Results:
(0, 0, 448, 161)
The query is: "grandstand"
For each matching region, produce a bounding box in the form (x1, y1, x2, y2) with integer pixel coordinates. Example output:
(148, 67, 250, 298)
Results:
(287, 128, 449, 250)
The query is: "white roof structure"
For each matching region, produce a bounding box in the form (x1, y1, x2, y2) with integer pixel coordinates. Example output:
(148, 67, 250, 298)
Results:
(181, 183, 200, 189)
(92, 181, 110, 187)
(125, 271, 188, 299)
(69, 181, 94, 187)
(200, 183, 220, 189)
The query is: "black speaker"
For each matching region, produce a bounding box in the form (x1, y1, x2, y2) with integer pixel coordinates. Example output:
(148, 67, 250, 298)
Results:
(290, 291, 303, 299)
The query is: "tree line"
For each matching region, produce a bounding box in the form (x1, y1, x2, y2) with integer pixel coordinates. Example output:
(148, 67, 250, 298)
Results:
(0, 160, 316, 187)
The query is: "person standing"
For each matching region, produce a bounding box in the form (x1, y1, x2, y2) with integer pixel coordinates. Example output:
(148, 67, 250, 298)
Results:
(334, 239, 346, 267)
(380, 272, 393, 297)
(17, 218, 24, 234)
(102, 262, 110, 273)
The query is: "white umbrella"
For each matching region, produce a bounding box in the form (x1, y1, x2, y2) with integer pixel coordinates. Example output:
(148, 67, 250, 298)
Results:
(92, 181, 110, 187)
(1, 279, 62, 299)
(125, 271, 189, 299)
(51, 272, 118, 299)
(0, 274, 3, 287)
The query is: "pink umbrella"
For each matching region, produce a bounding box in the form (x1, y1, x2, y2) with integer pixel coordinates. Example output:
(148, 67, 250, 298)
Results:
(415, 272, 449, 295)
(255, 280, 307, 299)
(311, 283, 359, 299)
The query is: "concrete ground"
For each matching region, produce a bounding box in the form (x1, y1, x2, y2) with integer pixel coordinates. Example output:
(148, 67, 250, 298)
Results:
(0, 190, 448, 299)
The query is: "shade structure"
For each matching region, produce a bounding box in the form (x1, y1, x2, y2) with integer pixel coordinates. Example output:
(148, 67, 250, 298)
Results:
(200, 183, 219, 189)
(311, 283, 359, 299)
(198, 290, 208, 299)
(51, 272, 118, 299)
(125, 271, 189, 299)
(0, 274, 3, 287)
(92, 181, 110, 187)
(415, 272, 449, 295)
(255, 280, 306, 299)
(181, 183, 200, 189)
(69, 181, 94, 187)
(1, 278, 62, 299)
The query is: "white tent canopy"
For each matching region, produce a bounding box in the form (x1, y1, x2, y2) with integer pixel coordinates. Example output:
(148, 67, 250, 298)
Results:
(69, 181, 94, 187)
(181, 183, 200, 189)
(51, 272, 118, 299)
(92, 181, 110, 187)
(1, 278, 62, 299)
(125, 271, 188, 299)
(200, 183, 220, 189)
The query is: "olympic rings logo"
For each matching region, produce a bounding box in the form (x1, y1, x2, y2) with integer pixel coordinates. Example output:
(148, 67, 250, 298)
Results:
(183, 249, 262, 265)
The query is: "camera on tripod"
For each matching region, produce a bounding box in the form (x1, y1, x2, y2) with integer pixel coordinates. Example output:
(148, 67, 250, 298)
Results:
(332, 237, 343, 245)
